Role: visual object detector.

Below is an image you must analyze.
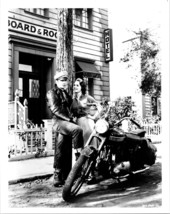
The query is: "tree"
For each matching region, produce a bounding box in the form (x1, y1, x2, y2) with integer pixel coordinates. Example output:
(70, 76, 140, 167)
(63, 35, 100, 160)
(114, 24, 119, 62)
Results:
(56, 9, 73, 93)
(113, 96, 135, 119)
(120, 29, 161, 97)
(100, 96, 136, 124)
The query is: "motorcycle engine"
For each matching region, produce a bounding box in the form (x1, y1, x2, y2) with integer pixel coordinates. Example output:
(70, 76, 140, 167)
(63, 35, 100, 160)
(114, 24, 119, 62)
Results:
(96, 158, 110, 177)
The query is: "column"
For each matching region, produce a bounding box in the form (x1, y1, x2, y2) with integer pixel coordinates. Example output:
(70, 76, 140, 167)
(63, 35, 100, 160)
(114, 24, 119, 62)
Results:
(43, 119, 53, 151)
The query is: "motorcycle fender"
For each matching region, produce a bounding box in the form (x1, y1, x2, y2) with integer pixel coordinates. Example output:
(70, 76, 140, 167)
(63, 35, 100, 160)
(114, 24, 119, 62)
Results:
(81, 146, 96, 158)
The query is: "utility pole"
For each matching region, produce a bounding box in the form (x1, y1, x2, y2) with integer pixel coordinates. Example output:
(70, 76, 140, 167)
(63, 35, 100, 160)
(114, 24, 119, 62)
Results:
(122, 36, 140, 44)
(56, 8, 73, 93)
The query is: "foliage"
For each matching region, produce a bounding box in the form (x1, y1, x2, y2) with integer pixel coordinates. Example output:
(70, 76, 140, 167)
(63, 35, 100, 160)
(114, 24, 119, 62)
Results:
(120, 29, 161, 97)
(100, 96, 161, 127)
(112, 96, 135, 119)
(100, 96, 136, 124)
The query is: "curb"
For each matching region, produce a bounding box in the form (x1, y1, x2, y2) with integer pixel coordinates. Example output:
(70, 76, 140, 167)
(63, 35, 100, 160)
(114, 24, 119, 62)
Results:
(8, 151, 54, 162)
(9, 173, 53, 185)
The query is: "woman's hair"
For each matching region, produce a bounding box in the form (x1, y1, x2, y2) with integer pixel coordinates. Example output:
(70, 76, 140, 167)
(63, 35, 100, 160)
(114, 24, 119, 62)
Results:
(75, 78, 86, 95)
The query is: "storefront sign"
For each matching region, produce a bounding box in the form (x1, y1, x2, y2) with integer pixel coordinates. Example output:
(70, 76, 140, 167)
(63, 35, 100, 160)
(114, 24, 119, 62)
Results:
(8, 18, 57, 40)
(104, 28, 113, 62)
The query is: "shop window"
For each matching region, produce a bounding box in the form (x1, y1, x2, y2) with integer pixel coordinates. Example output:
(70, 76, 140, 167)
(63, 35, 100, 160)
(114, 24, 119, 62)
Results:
(24, 8, 49, 17)
(19, 78, 23, 97)
(151, 96, 158, 115)
(87, 78, 94, 96)
(74, 8, 93, 30)
(29, 79, 40, 98)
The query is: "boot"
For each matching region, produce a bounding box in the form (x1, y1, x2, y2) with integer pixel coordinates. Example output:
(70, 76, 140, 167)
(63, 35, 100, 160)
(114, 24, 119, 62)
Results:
(86, 170, 98, 185)
(53, 169, 64, 187)
(75, 152, 80, 161)
(86, 175, 97, 185)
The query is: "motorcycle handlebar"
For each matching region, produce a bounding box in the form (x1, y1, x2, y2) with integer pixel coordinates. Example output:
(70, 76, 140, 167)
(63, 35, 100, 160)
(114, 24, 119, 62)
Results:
(113, 117, 142, 129)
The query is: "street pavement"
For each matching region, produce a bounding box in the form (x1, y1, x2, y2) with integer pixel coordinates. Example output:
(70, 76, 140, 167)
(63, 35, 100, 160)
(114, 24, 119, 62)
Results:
(8, 142, 162, 185)
(6, 142, 163, 209)
(8, 154, 162, 208)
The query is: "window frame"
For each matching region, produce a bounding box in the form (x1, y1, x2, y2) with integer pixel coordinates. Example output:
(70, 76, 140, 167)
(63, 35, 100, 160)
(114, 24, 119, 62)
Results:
(74, 8, 93, 31)
(24, 8, 49, 19)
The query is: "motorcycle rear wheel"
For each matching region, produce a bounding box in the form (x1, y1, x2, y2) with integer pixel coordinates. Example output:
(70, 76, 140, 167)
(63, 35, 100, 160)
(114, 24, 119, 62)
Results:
(62, 154, 94, 202)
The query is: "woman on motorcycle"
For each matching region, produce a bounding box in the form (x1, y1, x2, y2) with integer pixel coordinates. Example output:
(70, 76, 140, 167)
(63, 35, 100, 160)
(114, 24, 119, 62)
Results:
(71, 78, 102, 146)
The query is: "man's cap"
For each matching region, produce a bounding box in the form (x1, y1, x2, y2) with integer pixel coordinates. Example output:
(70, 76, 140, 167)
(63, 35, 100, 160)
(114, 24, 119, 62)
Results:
(54, 70, 68, 80)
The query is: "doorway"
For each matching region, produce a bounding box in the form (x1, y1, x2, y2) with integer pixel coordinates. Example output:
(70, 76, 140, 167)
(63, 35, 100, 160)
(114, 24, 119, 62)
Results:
(18, 52, 53, 125)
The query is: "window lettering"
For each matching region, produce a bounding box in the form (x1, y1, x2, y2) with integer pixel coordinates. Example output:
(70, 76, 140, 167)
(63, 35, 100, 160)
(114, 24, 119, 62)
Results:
(43, 29, 48, 36)
(8, 18, 57, 39)
(24, 24, 30, 31)
(106, 37, 109, 42)
(104, 29, 113, 62)
(30, 26, 36, 33)
(11, 21, 17, 28)
(49, 31, 54, 37)
(17, 22, 23, 30)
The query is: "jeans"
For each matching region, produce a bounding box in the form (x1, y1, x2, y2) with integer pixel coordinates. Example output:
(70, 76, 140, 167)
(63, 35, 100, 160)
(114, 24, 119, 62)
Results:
(53, 119, 84, 170)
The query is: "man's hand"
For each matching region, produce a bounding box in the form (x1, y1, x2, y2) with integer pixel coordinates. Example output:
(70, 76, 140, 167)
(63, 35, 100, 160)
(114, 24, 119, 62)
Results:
(69, 117, 77, 123)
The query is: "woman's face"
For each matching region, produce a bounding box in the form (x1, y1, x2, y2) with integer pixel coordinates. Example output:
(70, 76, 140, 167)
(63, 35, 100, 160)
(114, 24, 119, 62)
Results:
(73, 81, 81, 93)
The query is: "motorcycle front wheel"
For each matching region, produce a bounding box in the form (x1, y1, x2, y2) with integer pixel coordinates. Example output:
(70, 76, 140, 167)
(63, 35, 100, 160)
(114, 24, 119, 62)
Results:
(62, 154, 94, 202)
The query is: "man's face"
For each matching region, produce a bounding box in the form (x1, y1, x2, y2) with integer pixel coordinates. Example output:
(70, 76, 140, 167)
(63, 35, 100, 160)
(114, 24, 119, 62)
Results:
(55, 77, 68, 90)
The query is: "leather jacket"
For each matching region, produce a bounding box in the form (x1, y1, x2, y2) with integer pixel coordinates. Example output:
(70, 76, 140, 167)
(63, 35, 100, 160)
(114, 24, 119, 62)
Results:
(46, 85, 73, 121)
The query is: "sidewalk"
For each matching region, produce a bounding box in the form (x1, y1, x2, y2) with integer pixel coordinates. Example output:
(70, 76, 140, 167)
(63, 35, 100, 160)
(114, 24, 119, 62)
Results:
(8, 142, 162, 185)
(8, 156, 54, 184)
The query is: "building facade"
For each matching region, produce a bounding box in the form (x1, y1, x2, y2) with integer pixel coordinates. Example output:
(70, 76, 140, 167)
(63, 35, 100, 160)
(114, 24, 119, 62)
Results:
(8, 8, 110, 124)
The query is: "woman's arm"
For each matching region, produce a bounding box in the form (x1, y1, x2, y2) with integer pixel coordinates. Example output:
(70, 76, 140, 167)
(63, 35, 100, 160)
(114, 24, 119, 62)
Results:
(86, 95, 102, 121)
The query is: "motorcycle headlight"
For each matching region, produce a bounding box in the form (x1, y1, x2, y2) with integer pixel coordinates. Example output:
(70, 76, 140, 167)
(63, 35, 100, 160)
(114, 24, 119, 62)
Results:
(95, 119, 109, 134)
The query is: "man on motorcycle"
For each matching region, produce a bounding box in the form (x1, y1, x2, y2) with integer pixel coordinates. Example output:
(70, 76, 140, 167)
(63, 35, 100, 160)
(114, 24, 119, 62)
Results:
(46, 70, 84, 187)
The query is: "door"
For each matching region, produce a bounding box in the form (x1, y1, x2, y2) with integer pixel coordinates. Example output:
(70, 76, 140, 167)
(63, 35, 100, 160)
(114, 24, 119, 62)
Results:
(19, 71, 41, 125)
(18, 52, 49, 125)
(12, 48, 55, 125)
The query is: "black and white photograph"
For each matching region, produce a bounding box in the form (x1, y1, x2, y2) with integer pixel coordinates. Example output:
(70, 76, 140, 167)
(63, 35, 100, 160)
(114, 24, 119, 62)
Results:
(0, 0, 169, 213)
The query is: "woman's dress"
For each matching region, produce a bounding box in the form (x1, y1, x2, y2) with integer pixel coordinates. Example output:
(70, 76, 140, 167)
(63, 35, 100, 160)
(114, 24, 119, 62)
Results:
(71, 94, 100, 146)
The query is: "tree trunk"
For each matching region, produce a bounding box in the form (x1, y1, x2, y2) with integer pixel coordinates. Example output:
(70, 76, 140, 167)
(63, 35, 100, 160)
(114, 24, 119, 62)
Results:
(56, 9, 73, 93)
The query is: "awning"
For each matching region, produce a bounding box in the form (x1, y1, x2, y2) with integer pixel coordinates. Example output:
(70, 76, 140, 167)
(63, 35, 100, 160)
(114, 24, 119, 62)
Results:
(76, 61, 101, 78)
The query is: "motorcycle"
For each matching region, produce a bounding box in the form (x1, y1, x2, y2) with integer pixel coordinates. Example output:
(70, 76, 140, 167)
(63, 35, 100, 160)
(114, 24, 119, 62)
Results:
(62, 102, 157, 202)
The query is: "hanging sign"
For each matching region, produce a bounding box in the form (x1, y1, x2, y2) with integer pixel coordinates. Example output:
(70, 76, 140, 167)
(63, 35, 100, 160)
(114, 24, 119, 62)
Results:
(104, 28, 113, 62)
(8, 18, 57, 40)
